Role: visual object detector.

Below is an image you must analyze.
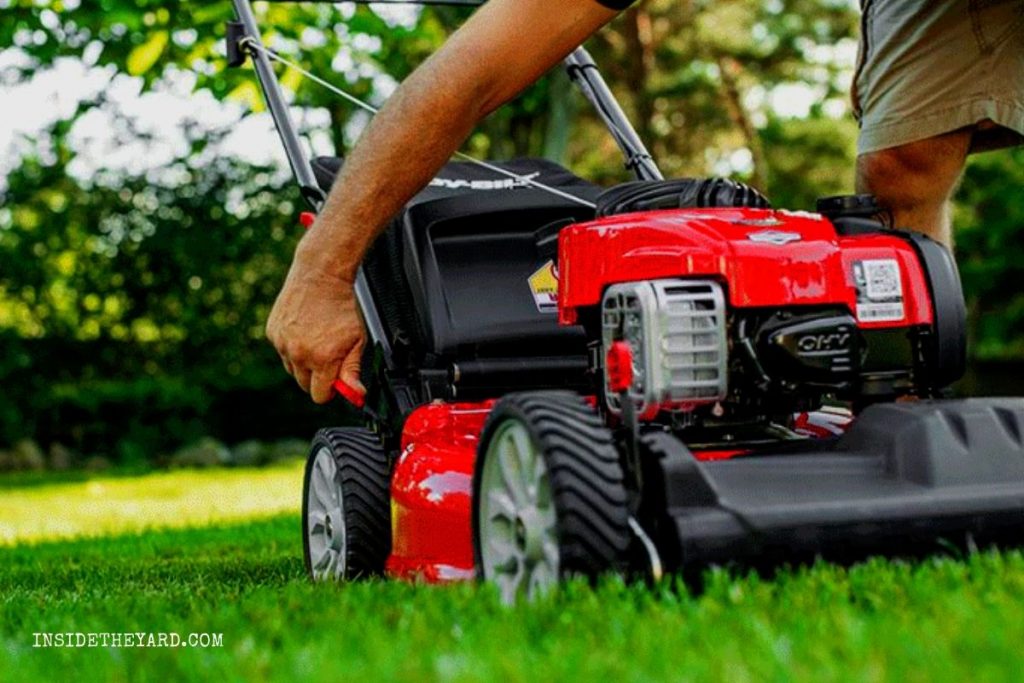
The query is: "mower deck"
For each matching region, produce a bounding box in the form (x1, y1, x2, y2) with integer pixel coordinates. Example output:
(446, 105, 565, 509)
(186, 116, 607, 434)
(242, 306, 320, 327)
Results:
(648, 399, 1024, 572)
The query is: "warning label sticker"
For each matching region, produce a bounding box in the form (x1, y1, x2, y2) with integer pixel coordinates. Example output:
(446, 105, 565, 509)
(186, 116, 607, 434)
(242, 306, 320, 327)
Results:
(853, 259, 905, 322)
(528, 260, 559, 314)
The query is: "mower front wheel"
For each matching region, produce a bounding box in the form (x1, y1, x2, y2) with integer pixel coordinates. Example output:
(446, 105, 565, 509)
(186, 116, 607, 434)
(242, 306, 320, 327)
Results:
(302, 428, 391, 581)
(472, 392, 631, 603)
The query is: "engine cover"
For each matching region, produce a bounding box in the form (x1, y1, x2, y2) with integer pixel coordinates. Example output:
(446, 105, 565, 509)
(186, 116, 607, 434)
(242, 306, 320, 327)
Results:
(557, 207, 934, 331)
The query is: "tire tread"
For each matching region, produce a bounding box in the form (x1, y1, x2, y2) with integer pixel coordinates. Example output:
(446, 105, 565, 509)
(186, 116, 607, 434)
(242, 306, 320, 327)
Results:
(305, 428, 391, 579)
(473, 391, 630, 581)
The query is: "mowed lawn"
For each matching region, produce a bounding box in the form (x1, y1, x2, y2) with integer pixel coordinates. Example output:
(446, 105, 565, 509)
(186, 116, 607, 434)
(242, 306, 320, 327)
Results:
(3, 465, 1024, 682)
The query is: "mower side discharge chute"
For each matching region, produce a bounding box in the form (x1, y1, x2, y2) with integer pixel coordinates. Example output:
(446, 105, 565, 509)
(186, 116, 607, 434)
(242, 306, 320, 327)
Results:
(649, 399, 1024, 572)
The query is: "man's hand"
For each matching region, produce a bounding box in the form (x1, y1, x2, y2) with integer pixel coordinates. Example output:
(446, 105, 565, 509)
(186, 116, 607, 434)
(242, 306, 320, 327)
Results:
(266, 246, 365, 405)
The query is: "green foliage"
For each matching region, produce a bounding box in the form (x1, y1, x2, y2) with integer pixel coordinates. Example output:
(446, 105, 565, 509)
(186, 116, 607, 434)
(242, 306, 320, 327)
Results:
(0, 0, 561, 458)
(955, 147, 1024, 360)
(126, 29, 168, 76)
(1, 0, 859, 176)
(761, 115, 859, 210)
(580, 0, 860, 185)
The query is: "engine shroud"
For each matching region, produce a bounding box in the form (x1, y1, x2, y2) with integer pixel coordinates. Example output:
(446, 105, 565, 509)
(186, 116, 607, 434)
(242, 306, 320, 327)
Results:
(558, 207, 933, 327)
(756, 311, 860, 380)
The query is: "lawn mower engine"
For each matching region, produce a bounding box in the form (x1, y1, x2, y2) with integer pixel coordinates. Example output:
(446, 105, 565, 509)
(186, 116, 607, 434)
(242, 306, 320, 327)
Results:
(499, 187, 1024, 588)
(560, 188, 968, 437)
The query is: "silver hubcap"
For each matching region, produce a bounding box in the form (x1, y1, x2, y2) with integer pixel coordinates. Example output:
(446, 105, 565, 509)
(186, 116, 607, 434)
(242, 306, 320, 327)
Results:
(479, 420, 559, 603)
(306, 447, 346, 581)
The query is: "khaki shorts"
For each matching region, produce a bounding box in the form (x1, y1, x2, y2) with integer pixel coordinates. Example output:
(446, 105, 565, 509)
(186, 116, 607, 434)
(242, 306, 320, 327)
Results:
(853, 0, 1024, 155)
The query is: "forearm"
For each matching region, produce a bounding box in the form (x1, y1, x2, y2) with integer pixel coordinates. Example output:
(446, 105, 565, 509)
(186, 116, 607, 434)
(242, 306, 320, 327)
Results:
(294, 51, 487, 281)
(292, 0, 618, 282)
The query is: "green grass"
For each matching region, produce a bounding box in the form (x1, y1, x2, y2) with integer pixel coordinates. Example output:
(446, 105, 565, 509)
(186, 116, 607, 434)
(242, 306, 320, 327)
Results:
(0, 461, 305, 545)
(3, 469, 1024, 682)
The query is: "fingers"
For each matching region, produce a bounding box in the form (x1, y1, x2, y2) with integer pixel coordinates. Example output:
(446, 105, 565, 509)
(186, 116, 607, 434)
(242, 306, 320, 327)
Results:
(339, 334, 367, 395)
(310, 363, 342, 405)
(265, 275, 367, 404)
(279, 338, 364, 405)
(294, 366, 312, 394)
(278, 352, 295, 377)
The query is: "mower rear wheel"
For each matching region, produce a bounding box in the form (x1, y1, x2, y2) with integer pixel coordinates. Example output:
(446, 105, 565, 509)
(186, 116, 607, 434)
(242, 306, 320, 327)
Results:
(302, 428, 391, 581)
(473, 392, 630, 603)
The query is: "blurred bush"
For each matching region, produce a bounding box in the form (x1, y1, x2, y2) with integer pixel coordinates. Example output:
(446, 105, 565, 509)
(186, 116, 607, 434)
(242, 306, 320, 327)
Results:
(0, 135, 347, 463)
(955, 146, 1024, 361)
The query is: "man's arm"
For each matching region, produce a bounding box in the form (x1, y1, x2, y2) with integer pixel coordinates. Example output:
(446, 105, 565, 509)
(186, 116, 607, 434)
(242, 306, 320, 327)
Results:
(266, 0, 620, 403)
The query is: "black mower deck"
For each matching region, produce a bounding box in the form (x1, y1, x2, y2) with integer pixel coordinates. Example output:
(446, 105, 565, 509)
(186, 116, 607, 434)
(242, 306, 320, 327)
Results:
(647, 398, 1024, 571)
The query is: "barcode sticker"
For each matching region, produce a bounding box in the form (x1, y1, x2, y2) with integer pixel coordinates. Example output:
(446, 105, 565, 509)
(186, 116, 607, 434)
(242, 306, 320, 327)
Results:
(857, 302, 905, 321)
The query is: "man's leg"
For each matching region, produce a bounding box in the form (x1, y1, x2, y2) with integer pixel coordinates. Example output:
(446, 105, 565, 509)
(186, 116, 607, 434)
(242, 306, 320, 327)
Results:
(855, 128, 972, 249)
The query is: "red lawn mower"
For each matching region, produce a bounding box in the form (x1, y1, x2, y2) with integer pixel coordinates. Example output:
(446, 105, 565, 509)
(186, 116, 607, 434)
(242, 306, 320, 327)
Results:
(228, 0, 1024, 602)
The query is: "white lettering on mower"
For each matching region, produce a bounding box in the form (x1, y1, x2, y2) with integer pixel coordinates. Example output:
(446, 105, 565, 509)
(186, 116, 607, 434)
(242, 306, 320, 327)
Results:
(430, 172, 541, 191)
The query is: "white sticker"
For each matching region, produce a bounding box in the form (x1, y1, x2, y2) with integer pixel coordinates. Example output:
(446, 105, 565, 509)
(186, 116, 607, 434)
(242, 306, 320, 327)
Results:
(862, 259, 903, 300)
(853, 259, 905, 323)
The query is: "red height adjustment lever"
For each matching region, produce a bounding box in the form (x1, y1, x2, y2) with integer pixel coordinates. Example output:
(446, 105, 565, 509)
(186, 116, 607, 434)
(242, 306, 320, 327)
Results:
(605, 341, 634, 393)
(332, 380, 366, 409)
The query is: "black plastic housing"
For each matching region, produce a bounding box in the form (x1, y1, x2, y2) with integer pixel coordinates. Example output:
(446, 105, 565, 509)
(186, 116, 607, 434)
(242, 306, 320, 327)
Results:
(643, 399, 1024, 573)
(897, 232, 968, 389)
(816, 193, 891, 236)
(597, 178, 770, 217)
(815, 194, 967, 390)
